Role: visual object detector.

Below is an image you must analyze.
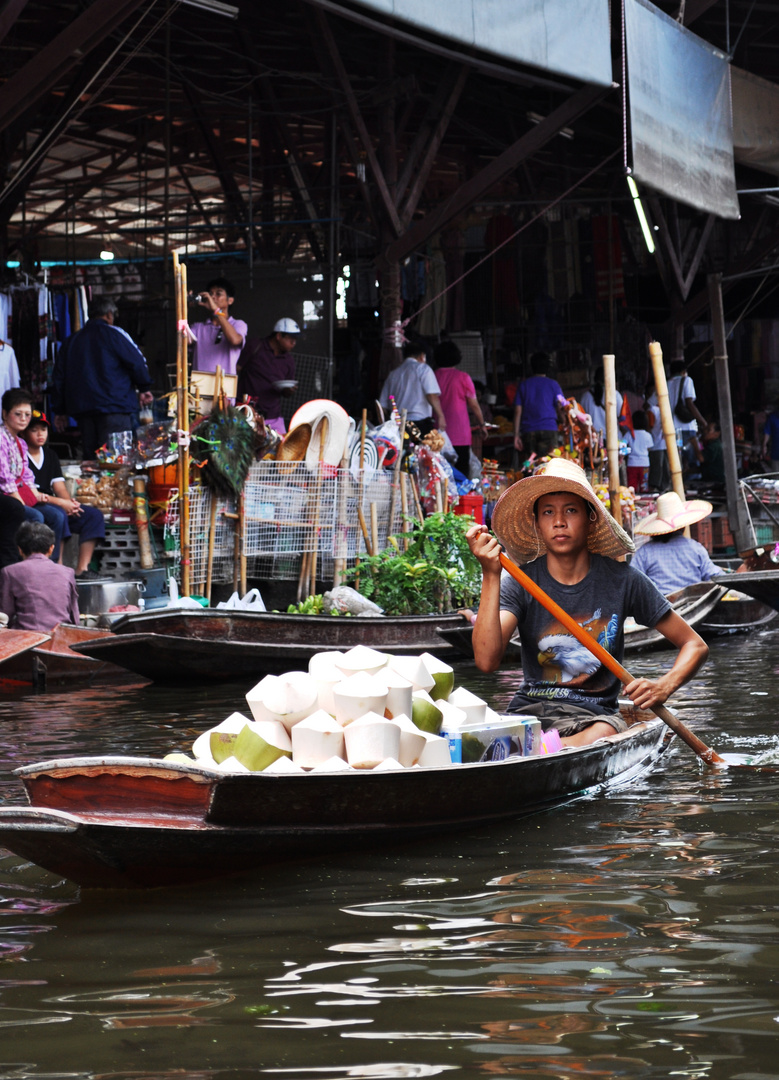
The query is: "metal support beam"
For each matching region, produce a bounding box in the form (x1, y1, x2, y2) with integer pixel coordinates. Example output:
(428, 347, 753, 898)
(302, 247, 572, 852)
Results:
(385, 82, 611, 264)
(708, 272, 755, 553)
(0, 0, 148, 136)
(315, 7, 403, 237)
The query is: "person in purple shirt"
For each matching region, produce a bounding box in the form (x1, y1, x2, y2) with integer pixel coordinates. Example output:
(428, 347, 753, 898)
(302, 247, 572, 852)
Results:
(0, 521, 79, 631)
(190, 277, 247, 377)
(513, 352, 564, 459)
(237, 318, 300, 434)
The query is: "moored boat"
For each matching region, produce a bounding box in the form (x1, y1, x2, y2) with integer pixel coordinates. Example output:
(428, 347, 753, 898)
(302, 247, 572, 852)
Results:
(72, 609, 473, 682)
(0, 623, 139, 690)
(0, 713, 670, 889)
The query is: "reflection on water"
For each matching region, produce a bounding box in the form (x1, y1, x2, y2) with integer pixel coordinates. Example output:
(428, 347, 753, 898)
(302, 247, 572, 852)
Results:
(0, 630, 779, 1076)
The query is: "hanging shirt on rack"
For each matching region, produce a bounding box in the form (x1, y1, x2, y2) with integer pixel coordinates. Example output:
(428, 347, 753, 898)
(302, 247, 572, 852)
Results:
(0, 342, 20, 399)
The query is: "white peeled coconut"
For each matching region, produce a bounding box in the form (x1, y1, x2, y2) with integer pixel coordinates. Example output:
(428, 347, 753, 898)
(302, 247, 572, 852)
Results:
(419, 652, 455, 701)
(192, 711, 251, 761)
(388, 654, 435, 692)
(214, 755, 251, 773)
(311, 755, 354, 772)
(263, 756, 306, 774)
(411, 689, 443, 734)
(291, 710, 346, 768)
(334, 645, 388, 677)
(484, 706, 502, 725)
(436, 700, 469, 732)
(245, 674, 280, 723)
(448, 686, 487, 725)
(372, 757, 403, 771)
(308, 651, 345, 714)
(344, 712, 401, 769)
(258, 671, 319, 731)
(391, 713, 427, 767)
(231, 722, 292, 772)
(417, 731, 453, 768)
(376, 668, 414, 720)
(332, 671, 389, 726)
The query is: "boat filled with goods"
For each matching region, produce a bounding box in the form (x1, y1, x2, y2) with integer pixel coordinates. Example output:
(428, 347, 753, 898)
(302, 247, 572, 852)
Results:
(0, 646, 671, 888)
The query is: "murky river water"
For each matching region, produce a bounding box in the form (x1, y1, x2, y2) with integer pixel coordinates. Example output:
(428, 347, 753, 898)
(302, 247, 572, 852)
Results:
(1, 627, 779, 1079)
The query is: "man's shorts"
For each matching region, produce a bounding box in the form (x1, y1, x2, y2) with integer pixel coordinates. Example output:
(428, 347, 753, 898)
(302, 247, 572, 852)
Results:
(505, 699, 628, 737)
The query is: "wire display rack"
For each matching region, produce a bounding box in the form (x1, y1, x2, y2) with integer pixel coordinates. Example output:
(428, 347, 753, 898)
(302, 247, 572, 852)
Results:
(166, 461, 414, 586)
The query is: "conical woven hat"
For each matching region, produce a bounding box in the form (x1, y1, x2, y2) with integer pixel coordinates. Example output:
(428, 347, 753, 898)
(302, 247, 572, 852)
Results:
(634, 490, 712, 535)
(275, 422, 311, 462)
(491, 458, 634, 564)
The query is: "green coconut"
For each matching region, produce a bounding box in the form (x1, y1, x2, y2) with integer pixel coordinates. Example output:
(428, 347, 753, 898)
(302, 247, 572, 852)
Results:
(232, 724, 291, 772)
(163, 752, 195, 765)
(210, 729, 241, 764)
(411, 690, 443, 734)
(419, 652, 455, 701)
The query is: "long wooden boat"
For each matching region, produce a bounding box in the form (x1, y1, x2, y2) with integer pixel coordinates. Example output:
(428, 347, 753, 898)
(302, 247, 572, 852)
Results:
(72, 609, 473, 682)
(437, 582, 728, 658)
(0, 623, 137, 690)
(699, 588, 778, 635)
(0, 714, 670, 889)
(713, 570, 779, 616)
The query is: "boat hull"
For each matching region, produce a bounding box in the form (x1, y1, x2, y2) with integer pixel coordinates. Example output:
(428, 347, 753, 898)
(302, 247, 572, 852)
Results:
(0, 719, 669, 888)
(74, 610, 472, 681)
(714, 570, 779, 615)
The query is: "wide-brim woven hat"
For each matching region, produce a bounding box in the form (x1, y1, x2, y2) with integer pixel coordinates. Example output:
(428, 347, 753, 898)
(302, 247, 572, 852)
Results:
(491, 458, 634, 564)
(634, 490, 712, 535)
(275, 422, 312, 462)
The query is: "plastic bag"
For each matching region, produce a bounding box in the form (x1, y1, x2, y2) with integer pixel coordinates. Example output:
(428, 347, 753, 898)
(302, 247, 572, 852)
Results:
(216, 588, 266, 612)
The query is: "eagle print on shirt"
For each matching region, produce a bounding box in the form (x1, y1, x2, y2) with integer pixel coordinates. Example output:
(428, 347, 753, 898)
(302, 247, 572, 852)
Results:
(536, 609, 618, 686)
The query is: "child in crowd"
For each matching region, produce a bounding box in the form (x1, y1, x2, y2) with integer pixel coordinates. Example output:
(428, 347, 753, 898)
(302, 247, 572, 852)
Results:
(23, 411, 105, 579)
(0, 521, 79, 631)
(624, 409, 654, 493)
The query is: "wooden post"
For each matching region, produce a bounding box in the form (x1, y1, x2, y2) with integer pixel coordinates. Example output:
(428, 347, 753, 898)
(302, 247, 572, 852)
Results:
(708, 273, 756, 553)
(333, 448, 349, 586)
(603, 354, 621, 526)
(648, 341, 686, 505)
(133, 477, 155, 570)
(370, 501, 379, 556)
(356, 409, 373, 557)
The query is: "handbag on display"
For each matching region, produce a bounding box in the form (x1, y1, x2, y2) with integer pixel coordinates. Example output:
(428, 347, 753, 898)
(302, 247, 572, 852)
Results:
(14, 436, 39, 506)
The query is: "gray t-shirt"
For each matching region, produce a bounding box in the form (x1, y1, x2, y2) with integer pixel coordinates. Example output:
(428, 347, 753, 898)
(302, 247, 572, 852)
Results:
(499, 554, 671, 713)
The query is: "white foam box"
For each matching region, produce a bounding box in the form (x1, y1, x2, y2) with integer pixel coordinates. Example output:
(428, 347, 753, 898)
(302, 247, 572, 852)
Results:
(459, 716, 540, 764)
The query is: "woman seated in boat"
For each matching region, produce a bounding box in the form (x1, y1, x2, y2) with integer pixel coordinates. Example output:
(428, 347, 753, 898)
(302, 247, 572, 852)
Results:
(630, 491, 721, 594)
(466, 459, 708, 747)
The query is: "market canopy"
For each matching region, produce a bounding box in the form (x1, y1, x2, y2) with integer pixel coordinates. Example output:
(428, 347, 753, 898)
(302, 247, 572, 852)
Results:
(731, 67, 779, 178)
(319, 0, 613, 86)
(625, 0, 739, 220)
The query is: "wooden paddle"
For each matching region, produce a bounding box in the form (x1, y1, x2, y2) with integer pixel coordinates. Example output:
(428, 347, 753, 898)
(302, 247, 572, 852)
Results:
(498, 551, 727, 768)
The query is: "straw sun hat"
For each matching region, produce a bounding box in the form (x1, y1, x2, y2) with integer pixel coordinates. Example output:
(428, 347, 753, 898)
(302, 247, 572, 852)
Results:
(491, 458, 634, 564)
(633, 491, 712, 536)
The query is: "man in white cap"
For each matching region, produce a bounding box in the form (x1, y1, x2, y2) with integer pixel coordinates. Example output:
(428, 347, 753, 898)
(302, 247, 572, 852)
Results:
(236, 318, 300, 434)
(466, 459, 708, 747)
(631, 491, 721, 594)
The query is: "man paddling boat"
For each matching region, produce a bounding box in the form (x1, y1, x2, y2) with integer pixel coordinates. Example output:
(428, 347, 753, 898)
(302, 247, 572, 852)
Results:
(466, 459, 708, 747)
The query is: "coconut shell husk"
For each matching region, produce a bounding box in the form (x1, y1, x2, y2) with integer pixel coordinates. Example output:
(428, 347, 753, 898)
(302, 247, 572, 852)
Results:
(275, 423, 312, 462)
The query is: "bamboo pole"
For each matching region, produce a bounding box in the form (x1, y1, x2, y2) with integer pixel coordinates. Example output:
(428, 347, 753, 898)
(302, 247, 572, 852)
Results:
(172, 251, 191, 596)
(400, 472, 410, 550)
(308, 416, 329, 596)
(333, 447, 349, 586)
(356, 409, 373, 557)
(410, 473, 425, 522)
(205, 493, 217, 603)
(387, 408, 407, 538)
(648, 341, 686, 505)
(133, 476, 154, 570)
(603, 354, 621, 527)
(370, 501, 379, 556)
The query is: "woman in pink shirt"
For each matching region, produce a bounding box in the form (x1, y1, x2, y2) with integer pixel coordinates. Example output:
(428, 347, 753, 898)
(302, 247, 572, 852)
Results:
(433, 341, 486, 477)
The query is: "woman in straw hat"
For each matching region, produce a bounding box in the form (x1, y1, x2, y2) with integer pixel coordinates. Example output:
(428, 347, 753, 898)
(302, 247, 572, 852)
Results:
(466, 459, 709, 747)
(631, 491, 721, 595)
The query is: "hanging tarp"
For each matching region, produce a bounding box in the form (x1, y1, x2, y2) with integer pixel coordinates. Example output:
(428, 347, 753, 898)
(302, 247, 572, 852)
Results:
(625, 0, 739, 220)
(732, 67, 779, 177)
(337, 0, 612, 87)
